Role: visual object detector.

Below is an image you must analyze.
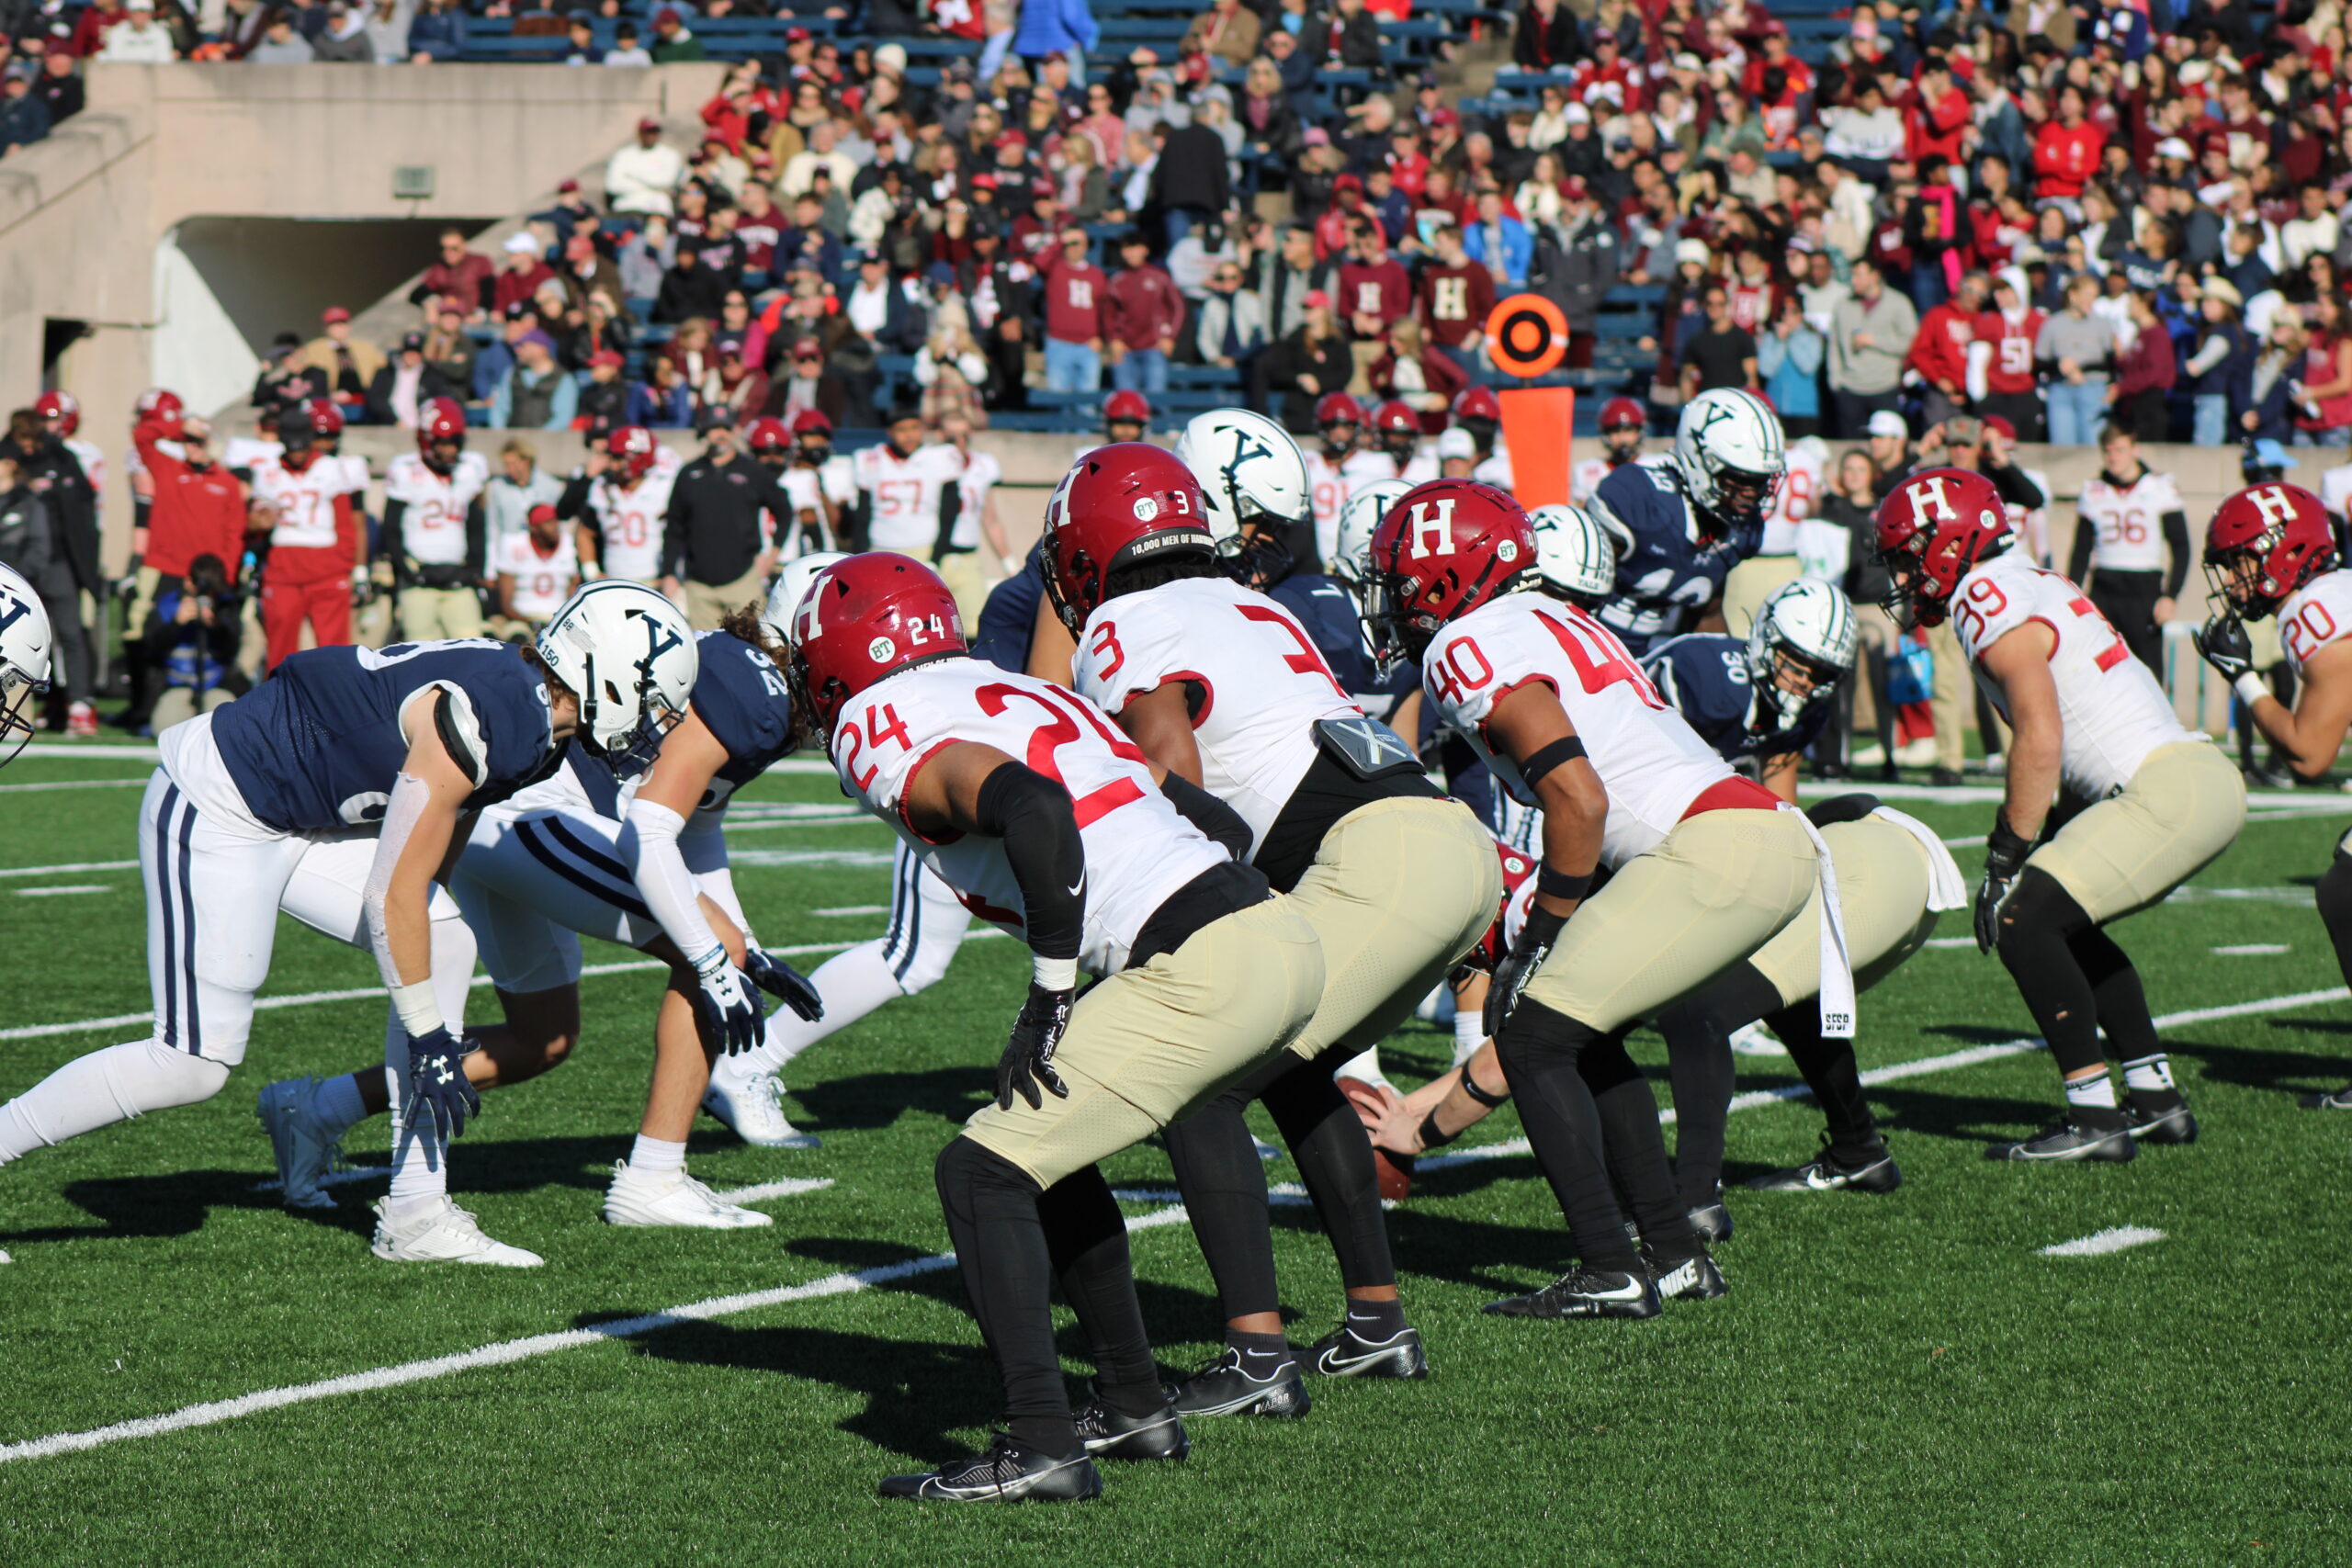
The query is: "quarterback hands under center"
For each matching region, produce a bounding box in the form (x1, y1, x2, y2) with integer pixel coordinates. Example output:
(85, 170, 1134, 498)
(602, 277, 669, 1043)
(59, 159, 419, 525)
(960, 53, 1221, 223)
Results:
(997, 980, 1074, 1111)
(405, 1025, 481, 1142)
(690, 948, 767, 1056)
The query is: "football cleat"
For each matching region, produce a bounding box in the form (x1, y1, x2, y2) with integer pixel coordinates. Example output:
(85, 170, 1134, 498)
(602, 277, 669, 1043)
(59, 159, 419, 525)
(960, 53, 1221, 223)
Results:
(1984, 1116, 2136, 1163)
(369, 1197, 543, 1267)
(2124, 1096, 2199, 1145)
(1072, 1390, 1190, 1461)
(1643, 1247, 1729, 1302)
(1747, 1136, 1904, 1193)
(701, 1058, 820, 1149)
(604, 1161, 775, 1228)
(2302, 1080, 2352, 1110)
(1687, 1183, 1735, 1244)
(1482, 1268, 1661, 1320)
(879, 1432, 1102, 1502)
(256, 1076, 346, 1211)
(1170, 1346, 1313, 1418)
(1306, 1320, 1428, 1380)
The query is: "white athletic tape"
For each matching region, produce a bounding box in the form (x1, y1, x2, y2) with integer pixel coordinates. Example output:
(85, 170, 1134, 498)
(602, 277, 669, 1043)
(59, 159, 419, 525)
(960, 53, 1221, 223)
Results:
(2039, 1226, 2165, 1258)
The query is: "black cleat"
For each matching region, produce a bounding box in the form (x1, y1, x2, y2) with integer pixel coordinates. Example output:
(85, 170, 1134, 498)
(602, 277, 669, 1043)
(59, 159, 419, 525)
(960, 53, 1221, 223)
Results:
(1642, 1247, 1727, 1302)
(1072, 1392, 1189, 1461)
(879, 1432, 1102, 1502)
(1170, 1347, 1312, 1418)
(1482, 1267, 1661, 1320)
(1306, 1321, 1428, 1380)
(1748, 1136, 1903, 1193)
(1688, 1200, 1735, 1245)
(2124, 1095, 2199, 1145)
(2303, 1081, 2352, 1111)
(1984, 1116, 2136, 1163)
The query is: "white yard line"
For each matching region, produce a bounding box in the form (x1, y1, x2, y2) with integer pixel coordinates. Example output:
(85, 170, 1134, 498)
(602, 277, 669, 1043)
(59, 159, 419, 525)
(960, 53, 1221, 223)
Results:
(15, 886, 114, 897)
(0, 778, 148, 794)
(0, 859, 138, 879)
(2040, 1226, 2165, 1258)
(2214, 944, 2291, 956)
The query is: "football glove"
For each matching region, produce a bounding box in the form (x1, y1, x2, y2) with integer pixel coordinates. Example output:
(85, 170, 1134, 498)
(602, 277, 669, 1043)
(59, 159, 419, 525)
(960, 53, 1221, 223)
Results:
(744, 945, 824, 1023)
(1974, 812, 2034, 954)
(1484, 907, 1567, 1041)
(405, 1026, 481, 1144)
(689, 949, 766, 1056)
(2194, 613, 2256, 684)
(996, 981, 1074, 1111)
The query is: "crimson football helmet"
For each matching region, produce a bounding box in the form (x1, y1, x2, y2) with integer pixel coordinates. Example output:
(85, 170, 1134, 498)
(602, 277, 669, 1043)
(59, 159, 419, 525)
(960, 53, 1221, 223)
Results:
(1872, 467, 2011, 627)
(1361, 479, 1535, 669)
(418, 397, 467, 472)
(1463, 842, 1540, 973)
(1040, 443, 1216, 632)
(2205, 481, 2337, 618)
(744, 415, 792, 461)
(1451, 385, 1501, 430)
(34, 390, 78, 438)
(790, 407, 835, 461)
(1599, 395, 1645, 462)
(1103, 389, 1151, 434)
(302, 398, 345, 442)
(608, 425, 659, 484)
(786, 552, 967, 740)
(1371, 399, 1421, 462)
(1316, 391, 1365, 434)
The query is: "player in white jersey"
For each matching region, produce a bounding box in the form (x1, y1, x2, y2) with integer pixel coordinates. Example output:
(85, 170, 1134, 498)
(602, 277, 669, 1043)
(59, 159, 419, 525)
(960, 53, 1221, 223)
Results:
(788, 551, 1325, 1501)
(1363, 479, 1826, 1317)
(1047, 445, 1498, 1404)
(2197, 481, 2352, 1110)
(563, 424, 673, 588)
(492, 502, 581, 631)
(1302, 392, 1367, 569)
(1569, 396, 1648, 505)
(2064, 425, 2188, 671)
(385, 396, 492, 640)
(1371, 400, 1439, 485)
(852, 406, 977, 616)
(748, 412, 854, 558)
(1880, 468, 2245, 1164)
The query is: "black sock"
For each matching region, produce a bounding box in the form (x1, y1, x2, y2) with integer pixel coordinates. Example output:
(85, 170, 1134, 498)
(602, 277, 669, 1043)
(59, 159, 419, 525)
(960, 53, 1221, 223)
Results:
(934, 1136, 1081, 1459)
(1224, 1327, 1294, 1371)
(2068, 923, 2161, 1063)
(1493, 1000, 1642, 1273)
(1658, 964, 1780, 1209)
(1995, 870, 2109, 1081)
(1263, 1045, 1396, 1294)
(1765, 998, 1883, 1160)
(1343, 1296, 1408, 1338)
(1161, 1098, 1282, 1322)
(1582, 1029, 1697, 1262)
(1038, 1165, 1158, 1403)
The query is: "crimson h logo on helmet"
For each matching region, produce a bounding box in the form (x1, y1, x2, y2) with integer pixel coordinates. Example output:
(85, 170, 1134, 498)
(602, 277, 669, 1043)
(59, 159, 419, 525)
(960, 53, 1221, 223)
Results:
(1408, 497, 1457, 558)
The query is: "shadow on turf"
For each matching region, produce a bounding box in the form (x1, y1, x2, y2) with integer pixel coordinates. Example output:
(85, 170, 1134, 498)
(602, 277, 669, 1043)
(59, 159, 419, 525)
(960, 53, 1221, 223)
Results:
(2167, 1031, 2352, 1100)
(788, 1065, 997, 1134)
(0, 1168, 380, 1247)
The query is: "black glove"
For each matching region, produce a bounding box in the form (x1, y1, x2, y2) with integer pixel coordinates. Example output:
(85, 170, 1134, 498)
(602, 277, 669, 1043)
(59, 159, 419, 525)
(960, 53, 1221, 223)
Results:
(1484, 906, 1567, 1041)
(744, 945, 824, 1022)
(1974, 811, 2034, 954)
(2195, 613, 2256, 685)
(688, 952, 766, 1056)
(996, 980, 1074, 1111)
(405, 1026, 481, 1143)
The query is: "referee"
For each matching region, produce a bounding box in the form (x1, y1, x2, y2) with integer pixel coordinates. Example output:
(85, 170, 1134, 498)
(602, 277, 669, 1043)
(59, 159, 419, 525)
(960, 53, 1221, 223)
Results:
(662, 416, 793, 630)
(2067, 423, 2188, 673)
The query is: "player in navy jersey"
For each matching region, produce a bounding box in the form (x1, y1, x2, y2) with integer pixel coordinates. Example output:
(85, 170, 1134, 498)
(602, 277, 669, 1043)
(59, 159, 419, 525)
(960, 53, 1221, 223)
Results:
(2, 583, 696, 1266)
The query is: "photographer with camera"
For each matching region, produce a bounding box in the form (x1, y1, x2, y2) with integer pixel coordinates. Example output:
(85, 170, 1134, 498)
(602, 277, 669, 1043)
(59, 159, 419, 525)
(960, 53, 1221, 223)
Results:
(147, 552, 244, 734)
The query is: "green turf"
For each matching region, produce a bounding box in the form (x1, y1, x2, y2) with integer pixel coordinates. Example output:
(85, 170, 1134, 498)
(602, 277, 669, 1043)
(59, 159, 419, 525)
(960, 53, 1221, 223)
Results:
(2, 751, 2349, 1565)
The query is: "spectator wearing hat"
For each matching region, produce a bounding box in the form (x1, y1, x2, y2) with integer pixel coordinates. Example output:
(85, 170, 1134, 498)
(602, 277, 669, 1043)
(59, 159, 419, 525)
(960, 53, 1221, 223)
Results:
(1828, 257, 1917, 438)
(311, 1, 372, 61)
(300, 307, 383, 414)
(33, 51, 84, 130)
(411, 228, 494, 320)
(530, 179, 598, 244)
(648, 6, 704, 62)
(1042, 228, 1110, 393)
(1256, 288, 1351, 434)
(405, 0, 464, 61)
(2183, 276, 2253, 448)
(607, 118, 685, 217)
(604, 21, 650, 66)
(491, 232, 557, 319)
(365, 332, 457, 427)
(0, 72, 49, 155)
(663, 420, 792, 631)
(773, 336, 852, 429)
(99, 0, 174, 60)
(1106, 231, 1184, 395)
(577, 350, 631, 434)
(489, 333, 578, 431)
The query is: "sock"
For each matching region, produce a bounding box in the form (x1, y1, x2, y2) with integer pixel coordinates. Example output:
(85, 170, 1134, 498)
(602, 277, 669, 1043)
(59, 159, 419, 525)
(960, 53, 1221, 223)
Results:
(1263, 1045, 1396, 1294)
(1225, 1327, 1294, 1370)
(312, 1073, 368, 1139)
(1995, 871, 2109, 1079)
(628, 1134, 687, 1175)
(2064, 1074, 2118, 1111)
(1766, 999, 1882, 1159)
(744, 941, 905, 1072)
(1453, 1004, 1485, 1066)
(0, 1041, 230, 1165)
(1038, 1165, 1158, 1404)
(383, 1044, 447, 1215)
(1344, 1296, 1408, 1338)
(1492, 999, 1641, 1273)
(2121, 1055, 2177, 1095)
(934, 1137, 1080, 1458)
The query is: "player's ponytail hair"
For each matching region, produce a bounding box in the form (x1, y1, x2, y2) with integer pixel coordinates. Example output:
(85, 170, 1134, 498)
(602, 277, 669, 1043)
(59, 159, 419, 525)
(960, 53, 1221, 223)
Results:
(720, 601, 788, 666)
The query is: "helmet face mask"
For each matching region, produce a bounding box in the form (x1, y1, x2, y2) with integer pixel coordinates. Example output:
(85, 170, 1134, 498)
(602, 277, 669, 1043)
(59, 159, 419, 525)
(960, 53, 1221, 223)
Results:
(1362, 479, 1535, 673)
(534, 581, 697, 782)
(1674, 389, 1786, 538)
(1747, 579, 1858, 727)
(1041, 443, 1216, 631)
(2203, 482, 2337, 620)
(1871, 468, 2009, 629)
(787, 554, 968, 744)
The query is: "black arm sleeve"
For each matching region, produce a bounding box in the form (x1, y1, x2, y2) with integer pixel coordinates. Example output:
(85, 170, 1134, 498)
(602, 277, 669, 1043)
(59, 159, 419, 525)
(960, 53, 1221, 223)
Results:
(381, 498, 408, 585)
(2067, 512, 2093, 581)
(465, 497, 488, 579)
(1984, 460, 2044, 512)
(554, 473, 595, 523)
(1158, 772, 1252, 859)
(2161, 509, 2189, 599)
(930, 475, 963, 559)
(974, 761, 1087, 963)
(843, 488, 873, 551)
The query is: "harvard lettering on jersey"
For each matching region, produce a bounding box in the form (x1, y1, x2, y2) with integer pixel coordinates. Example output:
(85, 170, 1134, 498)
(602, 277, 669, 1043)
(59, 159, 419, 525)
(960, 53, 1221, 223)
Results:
(1270, 570, 1410, 715)
(2278, 569, 2352, 677)
(251, 454, 360, 582)
(493, 530, 578, 620)
(1643, 632, 1827, 761)
(777, 456, 858, 557)
(209, 641, 560, 831)
(1973, 308, 2045, 396)
(1589, 459, 1756, 654)
(1950, 551, 2197, 798)
(2076, 469, 2181, 573)
(854, 441, 966, 553)
(582, 468, 677, 583)
(831, 660, 1227, 976)
(386, 452, 491, 566)
(1422, 592, 1734, 866)
(1761, 436, 1827, 555)
(1419, 262, 1495, 350)
(1074, 575, 1359, 858)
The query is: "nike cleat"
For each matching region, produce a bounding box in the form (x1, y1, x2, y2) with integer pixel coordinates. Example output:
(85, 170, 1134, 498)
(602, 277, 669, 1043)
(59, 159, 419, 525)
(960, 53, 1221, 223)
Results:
(369, 1197, 543, 1267)
(2303, 1080, 2352, 1111)
(2124, 1096, 2199, 1145)
(603, 1161, 774, 1228)
(1984, 1117, 2136, 1164)
(701, 1058, 820, 1149)
(1170, 1347, 1313, 1418)
(1482, 1268, 1661, 1320)
(1748, 1136, 1903, 1193)
(1643, 1247, 1728, 1302)
(1306, 1321, 1428, 1380)
(1688, 1194, 1736, 1245)
(879, 1433, 1102, 1502)
(256, 1076, 347, 1211)
(1073, 1392, 1190, 1461)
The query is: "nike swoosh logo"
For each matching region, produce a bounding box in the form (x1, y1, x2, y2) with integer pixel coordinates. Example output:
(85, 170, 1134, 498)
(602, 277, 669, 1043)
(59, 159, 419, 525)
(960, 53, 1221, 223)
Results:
(1591, 1279, 1647, 1300)
(1066, 877, 1086, 897)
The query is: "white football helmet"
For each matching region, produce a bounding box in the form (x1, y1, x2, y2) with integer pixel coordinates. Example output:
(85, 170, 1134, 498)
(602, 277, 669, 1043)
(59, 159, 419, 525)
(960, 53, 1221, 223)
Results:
(1747, 578, 1858, 726)
(1673, 388, 1786, 536)
(763, 550, 850, 646)
(1331, 479, 1413, 585)
(1527, 504, 1619, 607)
(536, 580, 699, 777)
(0, 562, 51, 770)
(1175, 409, 1310, 575)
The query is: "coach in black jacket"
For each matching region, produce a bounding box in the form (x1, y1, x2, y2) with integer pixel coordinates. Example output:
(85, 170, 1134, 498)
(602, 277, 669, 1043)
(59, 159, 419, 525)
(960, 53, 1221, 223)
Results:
(661, 418, 794, 631)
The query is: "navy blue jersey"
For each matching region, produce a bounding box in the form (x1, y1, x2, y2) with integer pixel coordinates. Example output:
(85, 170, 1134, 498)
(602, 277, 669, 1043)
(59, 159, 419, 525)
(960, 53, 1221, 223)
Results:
(212, 641, 559, 831)
(1642, 633, 1826, 762)
(1268, 571, 1415, 717)
(1589, 461, 1758, 656)
(972, 541, 1046, 672)
(691, 629, 797, 807)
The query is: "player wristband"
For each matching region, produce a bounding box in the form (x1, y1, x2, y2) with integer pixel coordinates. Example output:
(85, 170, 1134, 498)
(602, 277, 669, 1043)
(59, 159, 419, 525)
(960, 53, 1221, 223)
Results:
(1033, 955, 1079, 993)
(1417, 1111, 1461, 1150)
(2233, 671, 2271, 708)
(1535, 863, 1592, 902)
(389, 979, 444, 1041)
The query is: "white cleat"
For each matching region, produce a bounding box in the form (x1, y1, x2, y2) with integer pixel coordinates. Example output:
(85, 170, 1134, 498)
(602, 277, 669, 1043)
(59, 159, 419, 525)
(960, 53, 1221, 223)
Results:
(603, 1161, 775, 1229)
(257, 1077, 345, 1211)
(1, 1249, 11, 1264)
(1727, 1022, 1787, 1057)
(369, 1197, 543, 1267)
(702, 1058, 820, 1149)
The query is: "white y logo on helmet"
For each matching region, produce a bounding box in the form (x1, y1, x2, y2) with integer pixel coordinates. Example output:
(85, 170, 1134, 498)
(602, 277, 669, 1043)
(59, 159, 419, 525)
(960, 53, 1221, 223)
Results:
(1408, 498, 1456, 558)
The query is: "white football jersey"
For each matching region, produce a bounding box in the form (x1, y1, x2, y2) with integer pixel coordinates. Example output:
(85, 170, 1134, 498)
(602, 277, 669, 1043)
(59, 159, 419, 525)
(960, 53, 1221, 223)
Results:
(250, 454, 358, 551)
(64, 437, 104, 499)
(950, 448, 1001, 551)
(220, 435, 281, 475)
(1473, 446, 1513, 492)
(854, 442, 966, 553)
(831, 659, 1227, 976)
(2319, 462, 2352, 525)
(1342, 449, 1398, 491)
(1570, 456, 1611, 505)
(1304, 450, 1351, 568)
(582, 468, 676, 584)
(494, 531, 580, 621)
(1951, 549, 2198, 798)
(2007, 465, 2052, 565)
(1423, 591, 1736, 867)
(1073, 575, 1359, 859)
(777, 457, 857, 557)
(2278, 569, 2352, 677)
(386, 451, 491, 567)
(2076, 469, 2180, 573)
(1761, 436, 1827, 556)
(1396, 451, 1440, 487)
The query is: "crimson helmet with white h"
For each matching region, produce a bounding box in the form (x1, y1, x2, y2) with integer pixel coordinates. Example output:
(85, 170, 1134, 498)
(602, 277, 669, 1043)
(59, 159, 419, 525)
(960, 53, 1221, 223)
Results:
(1599, 395, 1645, 434)
(1361, 479, 1535, 671)
(303, 398, 345, 440)
(1040, 442, 1215, 632)
(1451, 385, 1500, 428)
(2205, 481, 2337, 618)
(1315, 391, 1365, 433)
(743, 415, 792, 457)
(1103, 389, 1151, 433)
(786, 552, 967, 740)
(33, 390, 78, 439)
(534, 579, 699, 777)
(418, 397, 467, 471)
(1371, 399, 1421, 462)
(1872, 467, 2011, 627)
(0, 562, 52, 771)
(608, 425, 659, 484)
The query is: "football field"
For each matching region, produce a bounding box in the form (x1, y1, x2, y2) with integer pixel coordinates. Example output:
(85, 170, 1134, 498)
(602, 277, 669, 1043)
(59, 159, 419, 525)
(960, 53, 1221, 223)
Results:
(3, 749, 2349, 1565)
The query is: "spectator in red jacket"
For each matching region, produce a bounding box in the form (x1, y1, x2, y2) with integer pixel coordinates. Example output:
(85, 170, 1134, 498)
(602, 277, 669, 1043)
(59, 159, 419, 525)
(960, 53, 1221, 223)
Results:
(1908, 271, 1987, 428)
(1042, 228, 1111, 393)
(2108, 289, 2177, 442)
(492, 232, 558, 320)
(1905, 59, 1971, 168)
(2033, 85, 2104, 202)
(1106, 231, 1186, 395)
(410, 229, 496, 321)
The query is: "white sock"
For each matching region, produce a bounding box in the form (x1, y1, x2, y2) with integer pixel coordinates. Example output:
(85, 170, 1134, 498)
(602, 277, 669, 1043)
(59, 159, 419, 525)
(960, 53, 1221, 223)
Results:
(0, 1041, 230, 1165)
(2121, 1055, 2176, 1093)
(384, 1061, 447, 1216)
(627, 1134, 687, 1176)
(1453, 1007, 1485, 1068)
(312, 1073, 368, 1138)
(747, 942, 907, 1071)
(2064, 1074, 2118, 1111)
